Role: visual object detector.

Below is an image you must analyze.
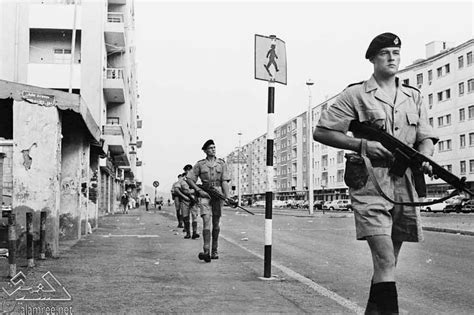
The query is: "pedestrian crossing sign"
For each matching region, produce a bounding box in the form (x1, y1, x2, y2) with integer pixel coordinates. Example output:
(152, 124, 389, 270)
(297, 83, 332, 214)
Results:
(254, 34, 287, 85)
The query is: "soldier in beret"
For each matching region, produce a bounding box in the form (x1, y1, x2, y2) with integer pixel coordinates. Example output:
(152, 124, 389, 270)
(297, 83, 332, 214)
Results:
(314, 32, 438, 314)
(186, 139, 231, 262)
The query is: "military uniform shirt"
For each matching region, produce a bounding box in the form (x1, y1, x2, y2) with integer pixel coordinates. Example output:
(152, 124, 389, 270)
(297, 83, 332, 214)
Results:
(189, 158, 230, 186)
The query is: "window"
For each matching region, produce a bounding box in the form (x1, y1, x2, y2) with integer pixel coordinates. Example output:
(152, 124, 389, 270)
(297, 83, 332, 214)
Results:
(445, 64, 450, 74)
(438, 141, 444, 151)
(438, 139, 452, 151)
(460, 134, 466, 148)
(460, 161, 466, 174)
(458, 56, 464, 68)
(337, 150, 344, 164)
(437, 92, 443, 102)
(459, 108, 465, 121)
(437, 117, 443, 126)
(470, 133, 474, 146)
(468, 79, 474, 93)
(428, 94, 433, 108)
(470, 160, 474, 173)
(468, 52, 472, 66)
(402, 79, 409, 85)
(53, 48, 72, 64)
(446, 139, 452, 150)
(321, 155, 328, 169)
(445, 89, 451, 100)
(337, 170, 344, 183)
(429, 117, 433, 126)
(444, 165, 452, 172)
(416, 73, 423, 86)
(428, 70, 433, 82)
(437, 67, 442, 77)
(446, 114, 451, 125)
(459, 82, 465, 96)
(469, 106, 474, 119)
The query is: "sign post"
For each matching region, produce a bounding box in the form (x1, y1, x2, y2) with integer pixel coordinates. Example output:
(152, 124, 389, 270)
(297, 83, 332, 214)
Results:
(255, 34, 286, 279)
(153, 181, 159, 209)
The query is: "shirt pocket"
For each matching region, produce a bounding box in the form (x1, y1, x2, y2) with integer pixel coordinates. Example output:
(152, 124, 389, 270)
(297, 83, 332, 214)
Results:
(358, 109, 387, 129)
(404, 112, 419, 145)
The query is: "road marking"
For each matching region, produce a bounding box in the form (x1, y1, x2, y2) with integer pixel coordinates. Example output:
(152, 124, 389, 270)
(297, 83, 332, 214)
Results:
(101, 234, 160, 238)
(221, 234, 365, 315)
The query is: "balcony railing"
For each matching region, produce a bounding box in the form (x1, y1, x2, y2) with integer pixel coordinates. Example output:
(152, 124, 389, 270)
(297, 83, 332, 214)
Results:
(102, 124, 124, 137)
(107, 12, 124, 23)
(105, 68, 124, 79)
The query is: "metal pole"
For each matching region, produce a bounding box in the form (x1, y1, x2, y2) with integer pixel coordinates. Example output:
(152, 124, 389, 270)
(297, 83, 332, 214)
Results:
(8, 213, 16, 277)
(39, 211, 47, 260)
(264, 77, 275, 278)
(68, 0, 78, 93)
(306, 80, 314, 215)
(26, 212, 34, 268)
(237, 132, 242, 206)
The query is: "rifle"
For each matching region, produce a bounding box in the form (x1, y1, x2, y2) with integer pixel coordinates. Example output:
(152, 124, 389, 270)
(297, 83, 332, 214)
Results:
(197, 184, 255, 215)
(349, 120, 473, 206)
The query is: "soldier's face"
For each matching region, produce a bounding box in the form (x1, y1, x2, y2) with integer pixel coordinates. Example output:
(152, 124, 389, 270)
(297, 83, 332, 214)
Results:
(206, 145, 216, 157)
(372, 47, 400, 76)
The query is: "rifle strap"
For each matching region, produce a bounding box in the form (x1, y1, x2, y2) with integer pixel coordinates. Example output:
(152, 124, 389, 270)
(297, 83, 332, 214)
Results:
(360, 139, 458, 206)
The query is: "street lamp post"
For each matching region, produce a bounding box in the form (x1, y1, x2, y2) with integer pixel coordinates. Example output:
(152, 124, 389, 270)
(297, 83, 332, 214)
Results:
(237, 132, 243, 206)
(306, 79, 314, 215)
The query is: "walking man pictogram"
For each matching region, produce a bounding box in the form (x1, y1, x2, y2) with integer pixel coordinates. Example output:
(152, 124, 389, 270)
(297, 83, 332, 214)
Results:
(264, 43, 279, 76)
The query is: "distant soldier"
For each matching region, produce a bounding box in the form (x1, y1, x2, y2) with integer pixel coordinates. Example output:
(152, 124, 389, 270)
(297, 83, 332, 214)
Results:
(120, 192, 129, 214)
(145, 194, 151, 211)
(180, 165, 200, 240)
(186, 139, 230, 262)
(171, 174, 185, 228)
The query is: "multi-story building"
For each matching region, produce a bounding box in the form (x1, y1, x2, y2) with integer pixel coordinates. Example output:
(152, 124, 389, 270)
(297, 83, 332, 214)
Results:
(226, 38, 473, 203)
(0, 0, 141, 255)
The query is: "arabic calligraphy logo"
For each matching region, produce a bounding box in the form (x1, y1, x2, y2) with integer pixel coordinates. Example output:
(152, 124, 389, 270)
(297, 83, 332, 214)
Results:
(2, 271, 72, 302)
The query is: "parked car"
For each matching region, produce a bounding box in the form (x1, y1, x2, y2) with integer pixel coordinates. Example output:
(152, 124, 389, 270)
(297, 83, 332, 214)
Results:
(419, 197, 449, 212)
(461, 200, 474, 212)
(443, 196, 470, 213)
(323, 199, 352, 211)
(273, 200, 286, 208)
(313, 200, 324, 210)
(253, 200, 265, 207)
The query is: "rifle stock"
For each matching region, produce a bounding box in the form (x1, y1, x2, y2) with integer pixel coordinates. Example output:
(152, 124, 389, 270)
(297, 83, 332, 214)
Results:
(349, 120, 473, 197)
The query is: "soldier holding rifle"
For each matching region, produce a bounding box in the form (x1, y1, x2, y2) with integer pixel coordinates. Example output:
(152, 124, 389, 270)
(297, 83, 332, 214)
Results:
(314, 33, 438, 314)
(186, 140, 231, 263)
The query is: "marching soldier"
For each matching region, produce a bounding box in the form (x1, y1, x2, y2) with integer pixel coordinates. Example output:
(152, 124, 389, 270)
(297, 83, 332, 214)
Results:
(180, 165, 200, 239)
(171, 174, 185, 228)
(186, 139, 230, 262)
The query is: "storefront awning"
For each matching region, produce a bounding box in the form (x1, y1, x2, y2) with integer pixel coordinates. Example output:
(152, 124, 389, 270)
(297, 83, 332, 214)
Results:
(0, 79, 101, 143)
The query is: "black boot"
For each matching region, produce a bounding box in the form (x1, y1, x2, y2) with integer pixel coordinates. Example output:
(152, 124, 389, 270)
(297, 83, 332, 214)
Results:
(211, 228, 220, 259)
(372, 282, 399, 315)
(183, 216, 191, 239)
(192, 222, 200, 239)
(198, 229, 211, 262)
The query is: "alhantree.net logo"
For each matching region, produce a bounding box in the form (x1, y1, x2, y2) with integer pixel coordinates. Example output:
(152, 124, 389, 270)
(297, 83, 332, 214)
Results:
(1, 271, 73, 314)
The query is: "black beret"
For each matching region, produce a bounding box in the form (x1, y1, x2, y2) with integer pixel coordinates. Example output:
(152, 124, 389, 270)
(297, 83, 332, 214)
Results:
(183, 164, 193, 171)
(365, 32, 401, 59)
(202, 139, 215, 150)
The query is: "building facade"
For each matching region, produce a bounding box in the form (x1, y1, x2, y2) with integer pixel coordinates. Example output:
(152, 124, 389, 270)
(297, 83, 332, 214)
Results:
(0, 0, 141, 255)
(226, 38, 474, 203)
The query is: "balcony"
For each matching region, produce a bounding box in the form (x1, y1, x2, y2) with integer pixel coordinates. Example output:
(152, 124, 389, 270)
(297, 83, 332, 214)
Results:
(102, 123, 129, 166)
(103, 68, 125, 103)
(105, 12, 125, 51)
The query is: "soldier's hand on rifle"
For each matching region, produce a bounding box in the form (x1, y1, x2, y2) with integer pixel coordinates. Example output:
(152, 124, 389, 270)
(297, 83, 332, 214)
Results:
(227, 199, 238, 208)
(421, 161, 436, 178)
(366, 140, 393, 159)
(197, 189, 210, 199)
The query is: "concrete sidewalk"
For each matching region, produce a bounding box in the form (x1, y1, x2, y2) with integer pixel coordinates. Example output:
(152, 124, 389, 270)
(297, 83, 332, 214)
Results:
(0, 206, 357, 314)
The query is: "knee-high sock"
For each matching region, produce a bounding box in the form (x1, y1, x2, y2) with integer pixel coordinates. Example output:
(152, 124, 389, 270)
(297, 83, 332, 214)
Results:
(202, 229, 211, 252)
(211, 227, 220, 252)
(183, 216, 190, 234)
(365, 280, 378, 315)
(192, 222, 198, 233)
(373, 282, 398, 315)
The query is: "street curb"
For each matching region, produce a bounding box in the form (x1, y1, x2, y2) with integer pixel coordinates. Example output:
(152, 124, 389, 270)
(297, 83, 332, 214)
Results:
(422, 226, 474, 236)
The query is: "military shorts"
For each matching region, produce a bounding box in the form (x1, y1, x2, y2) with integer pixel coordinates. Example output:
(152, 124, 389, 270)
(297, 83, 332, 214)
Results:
(198, 197, 223, 217)
(350, 167, 423, 242)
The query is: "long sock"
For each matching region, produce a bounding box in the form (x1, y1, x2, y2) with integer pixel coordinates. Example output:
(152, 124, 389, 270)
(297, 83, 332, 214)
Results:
(373, 282, 399, 315)
(183, 216, 190, 235)
(192, 222, 198, 234)
(365, 280, 378, 315)
(202, 229, 211, 253)
(211, 227, 220, 252)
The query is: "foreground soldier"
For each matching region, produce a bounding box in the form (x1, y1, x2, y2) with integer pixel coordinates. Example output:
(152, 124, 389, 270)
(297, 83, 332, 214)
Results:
(171, 174, 185, 228)
(186, 139, 230, 262)
(314, 33, 437, 314)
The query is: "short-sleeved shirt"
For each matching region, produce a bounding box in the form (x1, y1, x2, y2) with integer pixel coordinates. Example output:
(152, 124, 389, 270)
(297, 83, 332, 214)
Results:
(317, 75, 438, 148)
(188, 157, 231, 186)
(171, 181, 181, 197)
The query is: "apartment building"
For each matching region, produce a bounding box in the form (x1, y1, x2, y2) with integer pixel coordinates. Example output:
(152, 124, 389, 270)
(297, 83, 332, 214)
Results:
(397, 39, 474, 196)
(0, 0, 141, 255)
(226, 38, 473, 203)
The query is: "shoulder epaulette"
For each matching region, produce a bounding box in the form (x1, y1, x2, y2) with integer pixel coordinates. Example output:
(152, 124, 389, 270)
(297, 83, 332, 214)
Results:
(346, 81, 365, 89)
(217, 158, 226, 163)
(402, 83, 420, 93)
(197, 159, 206, 163)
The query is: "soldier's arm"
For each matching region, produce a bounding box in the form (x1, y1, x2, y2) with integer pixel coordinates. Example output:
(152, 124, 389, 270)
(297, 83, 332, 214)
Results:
(222, 180, 230, 199)
(174, 186, 189, 201)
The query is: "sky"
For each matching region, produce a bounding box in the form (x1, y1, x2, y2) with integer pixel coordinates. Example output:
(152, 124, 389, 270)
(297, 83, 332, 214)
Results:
(134, 0, 473, 195)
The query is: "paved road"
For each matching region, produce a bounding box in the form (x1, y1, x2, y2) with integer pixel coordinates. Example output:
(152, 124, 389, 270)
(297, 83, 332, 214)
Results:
(221, 207, 474, 314)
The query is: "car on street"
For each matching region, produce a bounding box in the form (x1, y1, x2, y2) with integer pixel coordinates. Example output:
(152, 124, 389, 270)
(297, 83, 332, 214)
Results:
(253, 200, 265, 207)
(461, 200, 474, 212)
(313, 200, 324, 210)
(419, 197, 449, 212)
(443, 196, 470, 213)
(323, 199, 352, 211)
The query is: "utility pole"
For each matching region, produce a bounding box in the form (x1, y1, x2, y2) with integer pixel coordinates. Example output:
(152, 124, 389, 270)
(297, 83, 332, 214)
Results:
(306, 79, 314, 215)
(237, 132, 242, 206)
